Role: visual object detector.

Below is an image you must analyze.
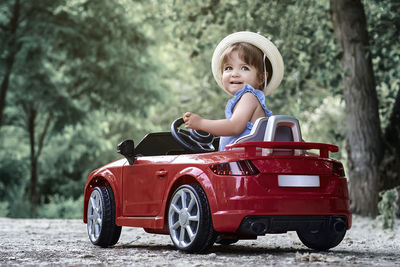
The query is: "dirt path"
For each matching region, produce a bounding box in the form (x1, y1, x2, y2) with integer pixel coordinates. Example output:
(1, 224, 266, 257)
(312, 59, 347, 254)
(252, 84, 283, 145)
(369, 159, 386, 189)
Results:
(0, 216, 399, 266)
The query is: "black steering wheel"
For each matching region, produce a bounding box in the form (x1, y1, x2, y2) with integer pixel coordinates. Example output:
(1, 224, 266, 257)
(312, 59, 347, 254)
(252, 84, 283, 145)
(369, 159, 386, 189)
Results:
(171, 118, 216, 153)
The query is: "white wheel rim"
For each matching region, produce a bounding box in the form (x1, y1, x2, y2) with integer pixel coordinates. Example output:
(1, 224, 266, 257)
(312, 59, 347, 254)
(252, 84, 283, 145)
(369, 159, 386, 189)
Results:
(87, 189, 103, 243)
(168, 188, 200, 248)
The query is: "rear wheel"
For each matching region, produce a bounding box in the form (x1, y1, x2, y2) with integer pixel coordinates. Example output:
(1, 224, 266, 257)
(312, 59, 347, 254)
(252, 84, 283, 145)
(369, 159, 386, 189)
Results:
(168, 184, 217, 253)
(87, 186, 121, 247)
(297, 227, 346, 251)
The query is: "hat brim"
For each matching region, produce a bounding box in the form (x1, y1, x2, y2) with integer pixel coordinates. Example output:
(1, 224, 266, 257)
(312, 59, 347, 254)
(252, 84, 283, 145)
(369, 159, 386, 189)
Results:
(211, 31, 284, 96)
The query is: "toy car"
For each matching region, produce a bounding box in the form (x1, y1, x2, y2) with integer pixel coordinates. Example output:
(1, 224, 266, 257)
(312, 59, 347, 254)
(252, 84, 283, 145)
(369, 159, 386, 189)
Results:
(83, 115, 351, 253)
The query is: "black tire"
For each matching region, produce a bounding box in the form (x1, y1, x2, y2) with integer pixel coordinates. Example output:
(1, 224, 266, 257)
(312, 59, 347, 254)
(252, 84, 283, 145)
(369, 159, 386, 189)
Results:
(168, 184, 217, 253)
(87, 186, 122, 247)
(297, 227, 346, 251)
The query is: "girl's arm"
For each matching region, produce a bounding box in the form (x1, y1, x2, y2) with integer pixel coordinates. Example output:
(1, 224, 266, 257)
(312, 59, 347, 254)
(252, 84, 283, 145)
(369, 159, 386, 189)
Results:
(183, 92, 260, 136)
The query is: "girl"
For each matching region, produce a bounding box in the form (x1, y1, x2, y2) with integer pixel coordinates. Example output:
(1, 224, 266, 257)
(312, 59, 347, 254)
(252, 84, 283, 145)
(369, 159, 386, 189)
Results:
(183, 32, 284, 150)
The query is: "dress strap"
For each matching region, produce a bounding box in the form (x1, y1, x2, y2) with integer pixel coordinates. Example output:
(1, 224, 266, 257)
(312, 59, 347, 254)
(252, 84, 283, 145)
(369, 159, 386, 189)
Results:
(225, 84, 272, 119)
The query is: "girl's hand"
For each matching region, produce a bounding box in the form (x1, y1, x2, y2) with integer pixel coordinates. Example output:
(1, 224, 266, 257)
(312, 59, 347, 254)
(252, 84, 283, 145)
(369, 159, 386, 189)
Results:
(183, 112, 203, 130)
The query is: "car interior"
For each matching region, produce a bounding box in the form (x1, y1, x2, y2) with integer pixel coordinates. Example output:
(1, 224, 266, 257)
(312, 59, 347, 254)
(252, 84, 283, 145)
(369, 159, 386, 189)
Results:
(134, 115, 301, 157)
(134, 132, 220, 156)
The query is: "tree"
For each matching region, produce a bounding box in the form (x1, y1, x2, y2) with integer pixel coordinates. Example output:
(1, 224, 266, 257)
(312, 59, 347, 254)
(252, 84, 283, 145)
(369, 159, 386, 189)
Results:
(0, 0, 163, 216)
(330, 0, 400, 216)
(0, 0, 21, 127)
(365, 0, 400, 193)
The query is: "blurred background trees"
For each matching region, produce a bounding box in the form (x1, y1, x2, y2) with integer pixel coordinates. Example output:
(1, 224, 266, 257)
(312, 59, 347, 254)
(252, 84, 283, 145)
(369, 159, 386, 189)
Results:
(0, 0, 163, 217)
(0, 0, 398, 218)
(330, 0, 400, 216)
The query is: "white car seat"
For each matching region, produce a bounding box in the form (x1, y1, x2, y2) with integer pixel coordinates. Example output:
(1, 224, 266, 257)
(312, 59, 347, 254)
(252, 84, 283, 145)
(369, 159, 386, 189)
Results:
(234, 117, 269, 143)
(234, 115, 303, 155)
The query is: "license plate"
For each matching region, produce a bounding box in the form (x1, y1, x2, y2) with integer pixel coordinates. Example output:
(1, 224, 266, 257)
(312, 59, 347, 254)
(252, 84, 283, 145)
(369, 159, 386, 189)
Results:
(278, 175, 320, 187)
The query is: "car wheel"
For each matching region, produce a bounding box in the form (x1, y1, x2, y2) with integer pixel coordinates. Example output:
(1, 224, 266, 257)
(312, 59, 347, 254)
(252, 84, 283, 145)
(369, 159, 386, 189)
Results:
(297, 228, 346, 251)
(87, 186, 122, 247)
(168, 184, 217, 253)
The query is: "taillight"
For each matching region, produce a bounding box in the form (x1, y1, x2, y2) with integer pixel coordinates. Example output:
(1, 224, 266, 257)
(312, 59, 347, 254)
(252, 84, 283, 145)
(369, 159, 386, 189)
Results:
(332, 162, 345, 177)
(210, 160, 259, 176)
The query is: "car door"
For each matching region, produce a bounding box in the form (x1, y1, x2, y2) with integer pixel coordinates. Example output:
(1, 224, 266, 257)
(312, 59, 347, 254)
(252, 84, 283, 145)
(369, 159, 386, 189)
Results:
(122, 155, 176, 217)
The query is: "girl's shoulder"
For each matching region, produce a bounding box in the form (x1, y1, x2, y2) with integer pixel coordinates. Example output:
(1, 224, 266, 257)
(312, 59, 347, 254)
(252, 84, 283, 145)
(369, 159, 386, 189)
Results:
(233, 84, 265, 103)
(234, 84, 262, 95)
(237, 91, 261, 106)
(226, 84, 272, 118)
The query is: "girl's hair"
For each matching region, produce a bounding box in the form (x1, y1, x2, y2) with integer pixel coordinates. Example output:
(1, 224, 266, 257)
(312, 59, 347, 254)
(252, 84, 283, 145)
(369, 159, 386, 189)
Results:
(220, 42, 272, 90)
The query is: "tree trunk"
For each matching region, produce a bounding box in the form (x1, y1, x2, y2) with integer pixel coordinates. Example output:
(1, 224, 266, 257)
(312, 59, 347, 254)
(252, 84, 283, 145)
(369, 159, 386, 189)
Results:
(0, 0, 20, 128)
(330, 0, 383, 216)
(23, 104, 52, 217)
(27, 106, 38, 217)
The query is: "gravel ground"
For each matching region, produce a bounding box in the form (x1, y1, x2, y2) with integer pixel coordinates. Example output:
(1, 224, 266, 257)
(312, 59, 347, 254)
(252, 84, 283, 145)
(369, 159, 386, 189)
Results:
(0, 215, 399, 266)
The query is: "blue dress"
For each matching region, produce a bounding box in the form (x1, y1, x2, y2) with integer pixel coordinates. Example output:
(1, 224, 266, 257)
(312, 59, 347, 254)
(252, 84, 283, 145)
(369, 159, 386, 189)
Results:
(218, 84, 272, 151)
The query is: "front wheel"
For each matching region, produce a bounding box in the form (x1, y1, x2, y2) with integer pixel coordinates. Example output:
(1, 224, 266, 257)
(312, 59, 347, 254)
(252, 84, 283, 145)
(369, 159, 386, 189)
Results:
(87, 186, 121, 247)
(168, 184, 217, 253)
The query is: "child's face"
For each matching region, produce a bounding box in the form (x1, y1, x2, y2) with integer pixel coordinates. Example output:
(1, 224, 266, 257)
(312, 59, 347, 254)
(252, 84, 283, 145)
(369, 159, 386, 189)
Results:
(222, 51, 263, 95)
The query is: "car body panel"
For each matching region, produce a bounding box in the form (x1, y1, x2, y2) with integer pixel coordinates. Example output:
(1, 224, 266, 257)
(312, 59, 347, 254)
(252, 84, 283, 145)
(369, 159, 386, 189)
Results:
(84, 142, 351, 234)
(122, 155, 177, 216)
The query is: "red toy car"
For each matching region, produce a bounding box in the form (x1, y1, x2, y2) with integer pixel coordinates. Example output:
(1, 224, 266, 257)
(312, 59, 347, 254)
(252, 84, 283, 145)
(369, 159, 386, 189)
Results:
(83, 115, 351, 253)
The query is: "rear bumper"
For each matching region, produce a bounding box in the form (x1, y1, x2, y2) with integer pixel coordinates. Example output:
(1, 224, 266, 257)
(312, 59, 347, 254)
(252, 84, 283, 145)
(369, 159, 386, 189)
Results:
(238, 215, 348, 235)
(211, 195, 351, 233)
(208, 169, 351, 233)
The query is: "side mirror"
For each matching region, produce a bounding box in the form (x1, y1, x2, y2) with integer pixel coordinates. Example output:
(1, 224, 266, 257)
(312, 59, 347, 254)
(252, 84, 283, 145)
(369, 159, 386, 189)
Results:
(117, 139, 135, 165)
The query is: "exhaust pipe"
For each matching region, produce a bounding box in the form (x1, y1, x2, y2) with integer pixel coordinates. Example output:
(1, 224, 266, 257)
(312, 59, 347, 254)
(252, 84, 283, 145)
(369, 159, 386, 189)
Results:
(251, 222, 267, 235)
(332, 218, 346, 233)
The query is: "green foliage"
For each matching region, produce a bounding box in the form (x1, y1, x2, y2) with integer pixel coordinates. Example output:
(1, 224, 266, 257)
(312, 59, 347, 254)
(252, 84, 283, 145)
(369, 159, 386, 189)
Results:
(378, 187, 399, 229)
(0, 125, 29, 213)
(38, 110, 156, 202)
(0, 202, 9, 217)
(38, 195, 83, 219)
(5, 185, 31, 218)
(301, 96, 346, 161)
(0, 0, 165, 217)
(364, 0, 400, 129)
(0, 146, 28, 201)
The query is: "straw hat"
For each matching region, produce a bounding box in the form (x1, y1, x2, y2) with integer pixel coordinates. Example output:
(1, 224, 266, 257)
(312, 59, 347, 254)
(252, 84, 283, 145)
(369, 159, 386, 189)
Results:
(211, 31, 284, 96)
